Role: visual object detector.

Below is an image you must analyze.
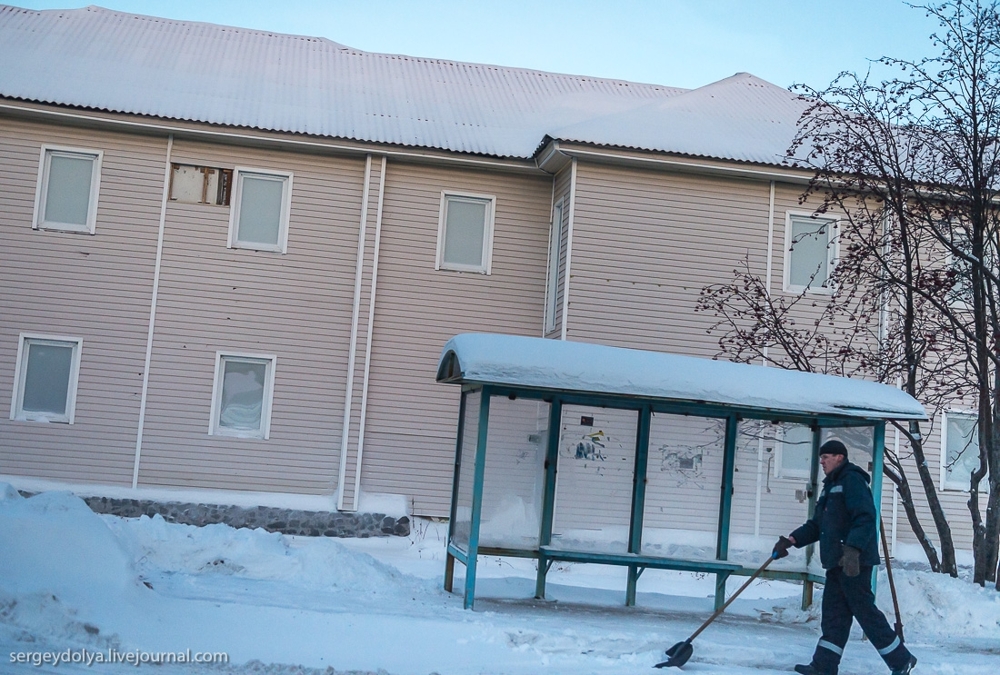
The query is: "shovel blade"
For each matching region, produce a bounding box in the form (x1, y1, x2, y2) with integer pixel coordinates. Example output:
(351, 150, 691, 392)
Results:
(654, 640, 693, 668)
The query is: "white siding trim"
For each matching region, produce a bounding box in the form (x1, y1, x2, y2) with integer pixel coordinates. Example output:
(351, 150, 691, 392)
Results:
(208, 351, 277, 440)
(560, 158, 577, 341)
(338, 154, 373, 511)
(133, 133, 173, 488)
(353, 155, 388, 511)
(32, 144, 103, 234)
(10, 333, 83, 424)
(766, 181, 775, 295)
(544, 199, 564, 334)
(227, 167, 294, 254)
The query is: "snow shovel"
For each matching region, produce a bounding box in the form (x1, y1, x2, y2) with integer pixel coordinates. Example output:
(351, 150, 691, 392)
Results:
(655, 553, 777, 669)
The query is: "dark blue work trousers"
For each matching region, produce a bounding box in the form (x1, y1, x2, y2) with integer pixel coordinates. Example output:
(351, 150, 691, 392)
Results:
(812, 566, 912, 673)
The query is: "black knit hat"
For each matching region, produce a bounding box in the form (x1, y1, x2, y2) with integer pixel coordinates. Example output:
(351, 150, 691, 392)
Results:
(819, 439, 848, 458)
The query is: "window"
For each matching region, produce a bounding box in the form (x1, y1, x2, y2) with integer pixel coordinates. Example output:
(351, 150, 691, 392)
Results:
(785, 213, 837, 292)
(435, 192, 496, 273)
(33, 146, 103, 233)
(170, 163, 233, 205)
(209, 352, 276, 439)
(942, 411, 987, 492)
(777, 424, 813, 479)
(227, 168, 293, 253)
(544, 201, 564, 332)
(10, 334, 83, 424)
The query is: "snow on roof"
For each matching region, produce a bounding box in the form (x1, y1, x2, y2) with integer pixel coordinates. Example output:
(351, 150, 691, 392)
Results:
(0, 5, 805, 164)
(437, 334, 926, 421)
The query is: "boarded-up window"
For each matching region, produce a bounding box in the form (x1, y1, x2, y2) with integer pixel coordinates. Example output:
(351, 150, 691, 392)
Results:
(34, 146, 102, 234)
(436, 192, 495, 274)
(169, 164, 232, 205)
(11, 334, 82, 424)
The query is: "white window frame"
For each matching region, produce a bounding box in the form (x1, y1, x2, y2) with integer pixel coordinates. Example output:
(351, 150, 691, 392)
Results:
(783, 211, 839, 294)
(227, 167, 293, 253)
(544, 199, 564, 333)
(208, 351, 277, 440)
(32, 145, 103, 234)
(775, 424, 814, 479)
(9, 333, 83, 424)
(435, 191, 496, 274)
(940, 409, 986, 492)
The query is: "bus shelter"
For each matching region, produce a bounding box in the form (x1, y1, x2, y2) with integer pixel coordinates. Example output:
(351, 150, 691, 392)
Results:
(436, 333, 926, 610)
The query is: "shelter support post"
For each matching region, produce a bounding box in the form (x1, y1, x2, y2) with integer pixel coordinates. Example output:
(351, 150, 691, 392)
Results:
(535, 399, 562, 600)
(444, 391, 468, 594)
(463, 389, 492, 610)
(626, 406, 652, 606)
(803, 426, 822, 610)
(714, 414, 738, 610)
(870, 422, 886, 595)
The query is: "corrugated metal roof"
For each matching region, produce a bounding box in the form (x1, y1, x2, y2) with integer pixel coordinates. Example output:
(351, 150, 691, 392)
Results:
(0, 4, 806, 164)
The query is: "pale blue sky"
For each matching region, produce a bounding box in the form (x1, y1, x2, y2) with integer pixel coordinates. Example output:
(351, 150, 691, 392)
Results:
(13, 1, 939, 89)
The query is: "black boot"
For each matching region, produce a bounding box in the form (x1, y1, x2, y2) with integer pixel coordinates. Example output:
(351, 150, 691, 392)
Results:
(890, 655, 917, 675)
(794, 664, 836, 675)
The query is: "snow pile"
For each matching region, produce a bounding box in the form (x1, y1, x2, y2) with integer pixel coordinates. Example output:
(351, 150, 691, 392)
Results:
(880, 567, 1000, 639)
(0, 489, 145, 606)
(105, 513, 426, 597)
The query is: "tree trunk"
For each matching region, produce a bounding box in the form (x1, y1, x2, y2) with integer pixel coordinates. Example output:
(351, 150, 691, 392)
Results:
(906, 423, 958, 576)
(885, 463, 942, 571)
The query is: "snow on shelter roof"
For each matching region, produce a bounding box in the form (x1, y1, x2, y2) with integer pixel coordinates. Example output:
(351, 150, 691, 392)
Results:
(437, 334, 927, 422)
(0, 5, 806, 164)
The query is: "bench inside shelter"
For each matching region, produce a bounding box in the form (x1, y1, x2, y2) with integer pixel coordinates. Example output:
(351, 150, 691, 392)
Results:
(435, 333, 926, 611)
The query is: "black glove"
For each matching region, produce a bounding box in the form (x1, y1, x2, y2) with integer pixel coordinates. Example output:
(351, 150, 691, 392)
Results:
(772, 535, 793, 559)
(840, 545, 861, 577)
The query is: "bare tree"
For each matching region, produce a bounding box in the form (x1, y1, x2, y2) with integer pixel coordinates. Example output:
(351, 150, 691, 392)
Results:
(697, 241, 961, 575)
(789, 0, 1000, 586)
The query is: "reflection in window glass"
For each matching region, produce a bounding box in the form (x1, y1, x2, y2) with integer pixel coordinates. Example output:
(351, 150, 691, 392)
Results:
(212, 355, 274, 439)
(789, 216, 832, 289)
(780, 424, 813, 478)
(945, 413, 986, 491)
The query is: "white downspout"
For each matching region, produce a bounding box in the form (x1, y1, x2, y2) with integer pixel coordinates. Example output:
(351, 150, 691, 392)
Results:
(560, 158, 577, 341)
(353, 155, 387, 510)
(754, 180, 776, 536)
(132, 133, 173, 489)
(337, 154, 372, 510)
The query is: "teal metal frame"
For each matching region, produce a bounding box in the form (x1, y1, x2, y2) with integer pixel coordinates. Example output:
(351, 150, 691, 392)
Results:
(443, 383, 886, 611)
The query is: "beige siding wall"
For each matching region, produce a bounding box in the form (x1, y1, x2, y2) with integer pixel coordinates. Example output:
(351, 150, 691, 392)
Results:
(565, 162, 770, 355)
(0, 117, 164, 485)
(136, 139, 366, 493)
(359, 161, 551, 515)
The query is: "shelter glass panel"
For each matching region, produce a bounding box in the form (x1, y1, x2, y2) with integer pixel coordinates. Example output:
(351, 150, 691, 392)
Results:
(822, 426, 874, 475)
(728, 421, 816, 563)
(642, 413, 724, 559)
(479, 397, 549, 549)
(451, 390, 481, 551)
(551, 405, 637, 553)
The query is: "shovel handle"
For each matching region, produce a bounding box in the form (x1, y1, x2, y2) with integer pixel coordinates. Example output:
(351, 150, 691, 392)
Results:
(687, 555, 775, 643)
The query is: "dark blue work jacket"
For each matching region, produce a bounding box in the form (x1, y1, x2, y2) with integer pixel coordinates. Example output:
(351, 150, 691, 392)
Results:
(789, 460, 881, 569)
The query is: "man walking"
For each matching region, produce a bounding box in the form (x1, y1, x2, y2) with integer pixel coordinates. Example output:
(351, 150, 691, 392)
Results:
(773, 439, 917, 675)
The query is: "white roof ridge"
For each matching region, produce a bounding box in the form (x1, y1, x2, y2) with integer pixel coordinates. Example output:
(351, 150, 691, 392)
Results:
(71, 4, 685, 95)
(74, 4, 349, 47)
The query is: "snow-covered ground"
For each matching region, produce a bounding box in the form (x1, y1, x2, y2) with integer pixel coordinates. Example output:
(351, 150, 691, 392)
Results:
(2, 485, 998, 675)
